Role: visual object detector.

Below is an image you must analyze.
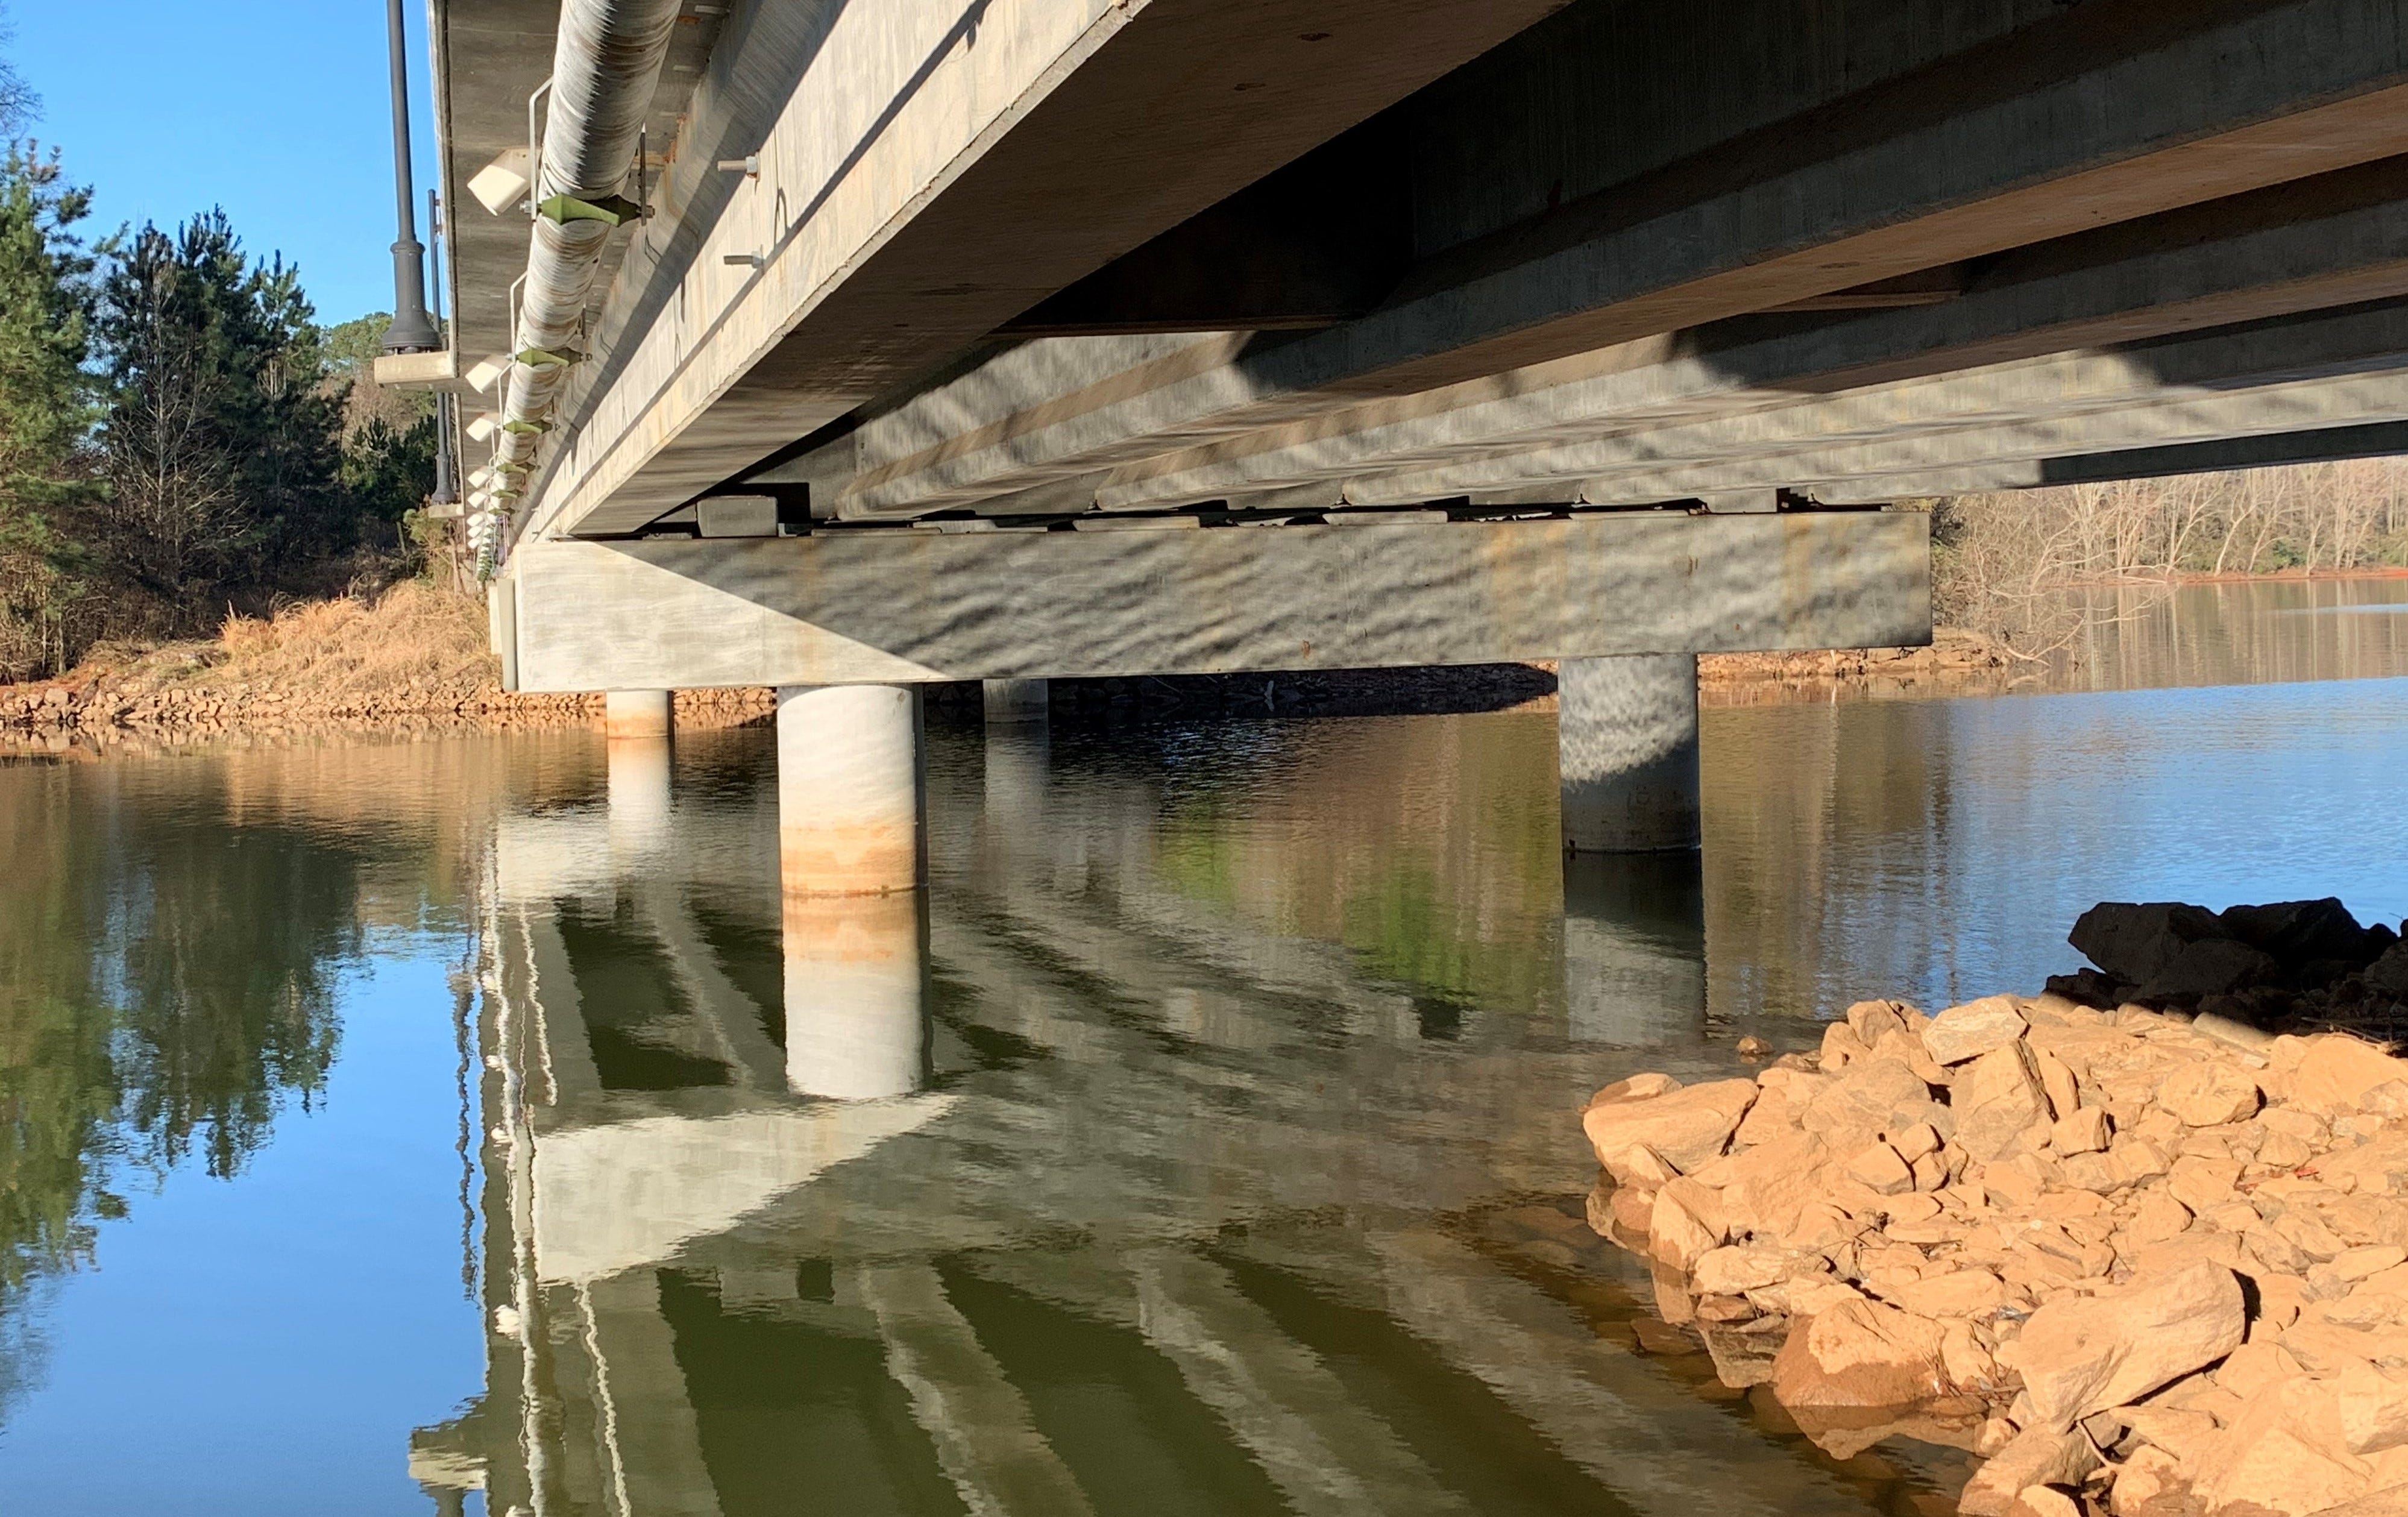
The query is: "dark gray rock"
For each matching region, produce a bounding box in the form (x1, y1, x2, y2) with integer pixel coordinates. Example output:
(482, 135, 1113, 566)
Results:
(2218, 897, 2387, 972)
(2137, 937, 2279, 1002)
(2198, 985, 2303, 1029)
(2069, 902, 2226, 985)
(2043, 967, 2126, 1008)
(2368, 941, 2408, 1001)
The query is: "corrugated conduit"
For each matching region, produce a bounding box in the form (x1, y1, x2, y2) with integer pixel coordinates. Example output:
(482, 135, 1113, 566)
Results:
(488, 0, 684, 532)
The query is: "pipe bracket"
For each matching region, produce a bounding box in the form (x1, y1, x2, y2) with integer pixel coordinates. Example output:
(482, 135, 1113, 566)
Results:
(537, 192, 644, 227)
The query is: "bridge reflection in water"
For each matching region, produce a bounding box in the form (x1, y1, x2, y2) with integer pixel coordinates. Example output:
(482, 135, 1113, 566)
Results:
(411, 714, 1962, 1517)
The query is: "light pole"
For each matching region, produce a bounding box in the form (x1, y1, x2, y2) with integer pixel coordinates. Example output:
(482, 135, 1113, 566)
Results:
(428, 190, 459, 505)
(380, 0, 441, 353)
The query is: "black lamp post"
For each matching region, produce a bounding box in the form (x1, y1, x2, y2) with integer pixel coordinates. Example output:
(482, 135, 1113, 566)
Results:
(380, 0, 441, 354)
(429, 193, 459, 505)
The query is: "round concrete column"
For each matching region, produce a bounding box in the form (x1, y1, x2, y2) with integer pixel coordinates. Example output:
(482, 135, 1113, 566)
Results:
(982, 678, 1050, 725)
(782, 891, 926, 1099)
(1558, 653, 1701, 853)
(776, 684, 925, 897)
(603, 688, 671, 740)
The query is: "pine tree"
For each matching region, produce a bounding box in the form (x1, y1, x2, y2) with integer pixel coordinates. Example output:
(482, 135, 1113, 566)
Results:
(339, 410, 438, 539)
(0, 143, 98, 679)
(92, 212, 350, 627)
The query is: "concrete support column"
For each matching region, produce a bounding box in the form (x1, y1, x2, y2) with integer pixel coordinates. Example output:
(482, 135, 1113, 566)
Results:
(1558, 654, 1701, 854)
(982, 677, 1050, 725)
(603, 688, 671, 740)
(776, 684, 925, 897)
(778, 683, 928, 1100)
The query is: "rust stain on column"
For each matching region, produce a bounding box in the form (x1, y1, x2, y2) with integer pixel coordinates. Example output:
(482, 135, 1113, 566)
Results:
(778, 821, 923, 898)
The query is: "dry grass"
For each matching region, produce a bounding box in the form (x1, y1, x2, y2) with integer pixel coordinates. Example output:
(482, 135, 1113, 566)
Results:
(3, 581, 776, 741)
(209, 582, 495, 696)
(105, 580, 501, 705)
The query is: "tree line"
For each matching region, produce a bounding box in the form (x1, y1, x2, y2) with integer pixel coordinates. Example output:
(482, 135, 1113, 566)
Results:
(0, 145, 436, 682)
(1932, 460, 2408, 652)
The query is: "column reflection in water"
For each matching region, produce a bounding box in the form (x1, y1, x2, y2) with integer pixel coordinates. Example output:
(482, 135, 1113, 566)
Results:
(605, 729, 673, 860)
(783, 888, 930, 1100)
(1561, 850, 1708, 1048)
(420, 708, 1931, 1517)
(981, 722, 1050, 825)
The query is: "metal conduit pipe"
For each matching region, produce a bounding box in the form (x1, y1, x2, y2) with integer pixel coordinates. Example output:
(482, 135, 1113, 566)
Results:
(492, 0, 683, 529)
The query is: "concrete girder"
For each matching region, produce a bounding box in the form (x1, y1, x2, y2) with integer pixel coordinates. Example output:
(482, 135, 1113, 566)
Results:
(502, 510, 1929, 691)
(1808, 419, 2408, 503)
(1476, 369, 2408, 509)
(787, 0, 2408, 521)
(513, 0, 1574, 539)
(1321, 298, 2408, 504)
(1072, 166, 2408, 512)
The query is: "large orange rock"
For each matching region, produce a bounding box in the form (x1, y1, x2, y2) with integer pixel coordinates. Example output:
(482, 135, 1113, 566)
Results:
(1889, 1268, 2008, 1321)
(2158, 1061, 2264, 1126)
(1955, 1042, 2054, 1161)
(2293, 1037, 2408, 1117)
(1769, 1297, 1950, 1410)
(2327, 1363, 2408, 1457)
(1698, 1129, 1831, 1239)
(1958, 1426, 2102, 1517)
(2005, 1262, 2246, 1431)
(1583, 1077, 1757, 1175)
(2192, 1378, 2374, 1516)
(1693, 1242, 1805, 1296)
(2108, 1444, 2190, 1517)
(1800, 1054, 1942, 1149)
(2009, 1487, 2083, 1517)
(1649, 1187, 1723, 1270)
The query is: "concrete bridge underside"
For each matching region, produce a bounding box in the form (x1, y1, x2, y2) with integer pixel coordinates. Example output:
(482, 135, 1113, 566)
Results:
(434, 0, 2408, 534)
(424, 0, 2408, 859)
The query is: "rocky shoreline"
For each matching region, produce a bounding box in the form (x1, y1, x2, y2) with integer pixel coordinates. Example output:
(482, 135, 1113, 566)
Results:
(0, 679, 775, 752)
(1583, 900, 2408, 1516)
(1699, 627, 2020, 697)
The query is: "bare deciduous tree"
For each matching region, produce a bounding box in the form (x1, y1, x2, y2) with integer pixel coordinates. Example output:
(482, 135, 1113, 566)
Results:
(1933, 457, 2408, 656)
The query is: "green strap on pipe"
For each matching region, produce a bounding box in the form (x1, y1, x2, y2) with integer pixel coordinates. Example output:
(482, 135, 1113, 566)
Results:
(537, 192, 643, 227)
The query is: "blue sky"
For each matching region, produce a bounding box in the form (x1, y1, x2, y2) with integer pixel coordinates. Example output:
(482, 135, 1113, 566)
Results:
(8, 0, 442, 326)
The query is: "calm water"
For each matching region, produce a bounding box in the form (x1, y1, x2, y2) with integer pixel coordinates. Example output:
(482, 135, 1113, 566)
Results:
(2, 580, 2406, 1516)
